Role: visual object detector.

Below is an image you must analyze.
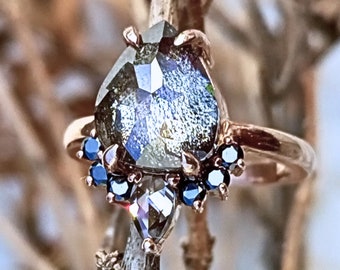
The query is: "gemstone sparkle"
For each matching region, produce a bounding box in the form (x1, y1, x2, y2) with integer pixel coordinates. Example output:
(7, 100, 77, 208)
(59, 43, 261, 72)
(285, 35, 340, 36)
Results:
(94, 21, 219, 170)
(128, 176, 179, 243)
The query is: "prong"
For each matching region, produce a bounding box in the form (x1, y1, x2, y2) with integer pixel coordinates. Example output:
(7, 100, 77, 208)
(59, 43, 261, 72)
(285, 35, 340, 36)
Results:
(224, 136, 233, 145)
(106, 192, 115, 204)
(192, 200, 205, 214)
(97, 150, 103, 160)
(103, 144, 119, 171)
(142, 238, 161, 255)
(181, 151, 201, 177)
(213, 156, 222, 168)
(76, 150, 84, 159)
(123, 26, 142, 48)
(218, 183, 229, 200)
(166, 174, 181, 188)
(90, 128, 97, 138)
(85, 175, 94, 186)
(231, 158, 246, 177)
(174, 29, 213, 67)
(128, 171, 143, 184)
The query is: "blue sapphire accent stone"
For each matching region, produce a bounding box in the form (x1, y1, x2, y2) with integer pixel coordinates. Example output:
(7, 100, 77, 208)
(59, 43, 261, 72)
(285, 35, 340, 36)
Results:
(204, 169, 230, 190)
(89, 162, 108, 186)
(180, 181, 206, 206)
(108, 174, 132, 202)
(82, 137, 101, 160)
(94, 21, 219, 170)
(218, 144, 244, 169)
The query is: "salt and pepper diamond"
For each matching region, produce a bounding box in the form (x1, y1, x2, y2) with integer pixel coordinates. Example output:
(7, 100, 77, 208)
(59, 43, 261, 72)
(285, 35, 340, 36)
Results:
(74, 21, 245, 253)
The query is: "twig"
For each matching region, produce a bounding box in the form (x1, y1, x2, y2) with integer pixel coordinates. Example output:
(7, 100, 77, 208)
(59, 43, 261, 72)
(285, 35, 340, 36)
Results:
(0, 72, 87, 269)
(182, 209, 215, 270)
(149, 0, 178, 27)
(209, 5, 258, 55)
(0, 0, 100, 249)
(281, 69, 316, 270)
(0, 214, 57, 270)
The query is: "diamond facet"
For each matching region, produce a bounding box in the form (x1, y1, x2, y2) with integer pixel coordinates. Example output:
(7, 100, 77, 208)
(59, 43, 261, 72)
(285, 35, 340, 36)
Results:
(82, 137, 101, 160)
(89, 162, 108, 186)
(179, 181, 206, 206)
(95, 21, 219, 170)
(107, 174, 132, 202)
(204, 169, 230, 190)
(128, 176, 179, 243)
(219, 144, 244, 169)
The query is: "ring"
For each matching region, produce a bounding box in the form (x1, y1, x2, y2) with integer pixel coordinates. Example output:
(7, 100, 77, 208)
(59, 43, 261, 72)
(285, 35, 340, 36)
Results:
(63, 21, 316, 254)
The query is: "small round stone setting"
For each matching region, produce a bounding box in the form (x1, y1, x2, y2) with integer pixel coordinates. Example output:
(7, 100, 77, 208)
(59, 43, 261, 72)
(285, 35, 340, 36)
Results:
(89, 162, 108, 186)
(107, 174, 132, 202)
(82, 137, 101, 160)
(179, 181, 206, 206)
(204, 168, 230, 190)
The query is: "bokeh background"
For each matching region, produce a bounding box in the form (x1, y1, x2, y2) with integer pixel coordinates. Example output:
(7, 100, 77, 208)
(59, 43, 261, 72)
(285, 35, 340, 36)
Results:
(0, 0, 339, 269)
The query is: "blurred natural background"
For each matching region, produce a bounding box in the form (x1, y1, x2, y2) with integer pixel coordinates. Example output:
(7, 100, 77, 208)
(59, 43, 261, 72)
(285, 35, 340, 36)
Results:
(0, 0, 339, 269)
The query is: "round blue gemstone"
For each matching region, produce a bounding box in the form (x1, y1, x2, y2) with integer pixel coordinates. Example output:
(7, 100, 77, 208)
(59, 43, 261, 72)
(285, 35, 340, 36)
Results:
(89, 162, 107, 186)
(204, 169, 230, 190)
(180, 181, 206, 206)
(82, 137, 101, 160)
(108, 174, 132, 201)
(219, 144, 244, 169)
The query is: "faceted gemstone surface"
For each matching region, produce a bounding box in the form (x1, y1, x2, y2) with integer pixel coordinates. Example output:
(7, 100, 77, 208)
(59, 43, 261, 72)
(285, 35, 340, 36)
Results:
(82, 137, 101, 160)
(219, 144, 244, 169)
(128, 176, 179, 243)
(95, 21, 219, 170)
(204, 169, 230, 190)
(107, 174, 132, 202)
(89, 162, 108, 186)
(180, 181, 206, 206)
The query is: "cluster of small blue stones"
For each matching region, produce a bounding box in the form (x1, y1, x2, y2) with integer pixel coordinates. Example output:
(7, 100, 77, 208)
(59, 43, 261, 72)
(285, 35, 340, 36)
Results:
(178, 143, 244, 207)
(80, 136, 133, 203)
(80, 135, 244, 209)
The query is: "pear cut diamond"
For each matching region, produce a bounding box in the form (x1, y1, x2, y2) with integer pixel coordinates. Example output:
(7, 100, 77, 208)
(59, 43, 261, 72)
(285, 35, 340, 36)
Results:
(94, 21, 219, 170)
(128, 176, 179, 243)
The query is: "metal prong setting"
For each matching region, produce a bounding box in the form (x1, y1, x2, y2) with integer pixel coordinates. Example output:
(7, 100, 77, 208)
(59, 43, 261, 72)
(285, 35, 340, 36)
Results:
(123, 26, 142, 48)
(106, 192, 115, 204)
(181, 151, 201, 177)
(85, 175, 94, 186)
(218, 183, 229, 200)
(142, 238, 161, 255)
(192, 199, 206, 214)
(231, 158, 246, 177)
(166, 173, 181, 188)
(102, 144, 120, 171)
(128, 170, 143, 184)
(90, 128, 97, 138)
(76, 150, 84, 159)
(174, 29, 213, 67)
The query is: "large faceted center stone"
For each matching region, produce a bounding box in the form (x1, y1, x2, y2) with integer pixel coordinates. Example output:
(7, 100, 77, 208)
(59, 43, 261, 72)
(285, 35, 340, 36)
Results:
(95, 21, 219, 169)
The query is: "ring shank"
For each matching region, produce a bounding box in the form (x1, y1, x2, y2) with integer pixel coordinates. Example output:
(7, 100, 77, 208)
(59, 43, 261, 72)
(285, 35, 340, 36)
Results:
(64, 117, 316, 186)
(226, 121, 316, 186)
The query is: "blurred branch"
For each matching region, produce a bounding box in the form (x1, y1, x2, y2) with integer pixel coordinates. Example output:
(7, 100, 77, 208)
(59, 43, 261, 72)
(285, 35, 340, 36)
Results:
(0, 0, 100, 252)
(0, 214, 57, 270)
(0, 72, 86, 269)
(281, 69, 317, 270)
(182, 209, 215, 270)
(149, 0, 178, 27)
